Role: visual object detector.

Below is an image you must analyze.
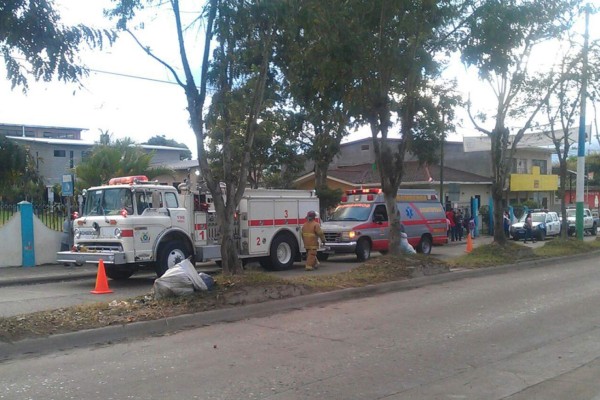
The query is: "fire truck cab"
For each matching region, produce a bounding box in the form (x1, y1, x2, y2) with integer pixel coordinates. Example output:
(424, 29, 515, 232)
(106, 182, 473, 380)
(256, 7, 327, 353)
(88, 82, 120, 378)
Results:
(56, 176, 320, 279)
(321, 188, 447, 260)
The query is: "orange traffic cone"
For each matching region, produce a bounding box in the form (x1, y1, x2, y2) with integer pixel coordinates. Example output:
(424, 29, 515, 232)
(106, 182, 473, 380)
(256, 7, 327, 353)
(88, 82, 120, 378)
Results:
(465, 233, 473, 254)
(91, 259, 113, 294)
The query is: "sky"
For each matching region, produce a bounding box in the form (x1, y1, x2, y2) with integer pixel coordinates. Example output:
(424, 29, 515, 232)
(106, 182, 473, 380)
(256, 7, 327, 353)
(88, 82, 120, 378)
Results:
(0, 1, 599, 160)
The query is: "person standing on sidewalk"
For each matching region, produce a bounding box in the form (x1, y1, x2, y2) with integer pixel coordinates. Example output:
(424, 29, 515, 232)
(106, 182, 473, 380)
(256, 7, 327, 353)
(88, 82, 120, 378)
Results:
(503, 211, 511, 238)
(301, 211, 326, 271)
(454, 209, 464, 241)
(523, 212, 536, 243)
(446, 208, 456, 241)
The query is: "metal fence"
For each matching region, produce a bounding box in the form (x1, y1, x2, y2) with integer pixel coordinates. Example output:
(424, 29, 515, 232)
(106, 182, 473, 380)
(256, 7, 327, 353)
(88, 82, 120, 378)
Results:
(0, 202, 66, 232)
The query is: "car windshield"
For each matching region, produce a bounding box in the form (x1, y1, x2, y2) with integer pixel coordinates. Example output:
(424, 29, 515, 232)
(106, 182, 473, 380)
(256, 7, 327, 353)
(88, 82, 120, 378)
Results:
(328, 203, 374, 221)
(567, 209, 577, 218)
(84, 188, 134, 216)
(532, 213, 546, 223)
(518, 212, 546, 223)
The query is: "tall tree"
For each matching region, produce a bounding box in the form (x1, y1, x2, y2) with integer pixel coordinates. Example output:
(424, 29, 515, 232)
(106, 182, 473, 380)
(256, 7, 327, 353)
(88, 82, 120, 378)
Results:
(461, 0, 582, 244)
(529, 36, 600, 238)
(274, 1, 356, 197)
(0, 136, 45, 202)
(206, 108, 305, 189)
(343, 0, 458, 255)
(108, 0, 278, 274)
(1, 0, 114, 91)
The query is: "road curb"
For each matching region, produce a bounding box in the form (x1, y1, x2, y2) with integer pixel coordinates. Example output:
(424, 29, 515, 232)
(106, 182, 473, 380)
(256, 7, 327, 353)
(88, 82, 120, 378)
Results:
(2, 249, 599, 362)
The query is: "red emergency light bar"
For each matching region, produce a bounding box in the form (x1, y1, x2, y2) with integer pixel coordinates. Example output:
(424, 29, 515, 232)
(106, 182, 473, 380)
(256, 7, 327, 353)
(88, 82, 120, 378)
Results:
(346, 188, 382, 195)
(108, 175, 149, 185)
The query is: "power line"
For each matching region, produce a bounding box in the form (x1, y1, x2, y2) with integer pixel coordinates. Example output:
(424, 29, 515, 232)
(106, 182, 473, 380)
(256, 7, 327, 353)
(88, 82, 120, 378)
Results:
(88, 68, 181, 86)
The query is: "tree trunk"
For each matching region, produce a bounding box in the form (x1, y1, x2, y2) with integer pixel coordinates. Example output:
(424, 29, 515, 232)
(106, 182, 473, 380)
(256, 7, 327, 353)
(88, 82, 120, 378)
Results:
(559, 160, 568, 238)
(216, 200, 243, 275)
(490, 127, 508, 245)
(385, 191, 403, 256)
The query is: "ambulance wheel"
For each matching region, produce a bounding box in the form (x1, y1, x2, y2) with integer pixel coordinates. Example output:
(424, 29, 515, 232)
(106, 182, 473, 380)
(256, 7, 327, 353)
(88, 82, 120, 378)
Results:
(156, 241, 192, 277)
(264, 233, 297, 271)
(356, 239, 371, 261)
(105, 266, 134, 280)
(417, 235, 432, 255)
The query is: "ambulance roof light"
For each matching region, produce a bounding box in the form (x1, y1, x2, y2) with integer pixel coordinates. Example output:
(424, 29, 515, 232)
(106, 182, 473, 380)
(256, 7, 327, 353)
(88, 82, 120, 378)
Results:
(346, 188, 382, 195)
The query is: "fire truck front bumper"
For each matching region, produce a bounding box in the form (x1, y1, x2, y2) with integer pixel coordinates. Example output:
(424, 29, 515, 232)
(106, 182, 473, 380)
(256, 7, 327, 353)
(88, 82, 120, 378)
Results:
(56, 251, 127, 265)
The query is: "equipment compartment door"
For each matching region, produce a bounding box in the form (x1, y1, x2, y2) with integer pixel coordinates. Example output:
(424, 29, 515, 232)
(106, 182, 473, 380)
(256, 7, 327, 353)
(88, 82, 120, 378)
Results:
(248, 200, 274, 255)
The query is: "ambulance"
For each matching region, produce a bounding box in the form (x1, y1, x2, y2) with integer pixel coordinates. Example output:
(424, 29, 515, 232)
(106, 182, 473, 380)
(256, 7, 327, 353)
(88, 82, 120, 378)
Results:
(321, 188, 447, 260)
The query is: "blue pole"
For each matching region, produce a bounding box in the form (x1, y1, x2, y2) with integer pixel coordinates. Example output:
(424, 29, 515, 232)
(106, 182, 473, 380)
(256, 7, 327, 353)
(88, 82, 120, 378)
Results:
(18, 201, 35, 267)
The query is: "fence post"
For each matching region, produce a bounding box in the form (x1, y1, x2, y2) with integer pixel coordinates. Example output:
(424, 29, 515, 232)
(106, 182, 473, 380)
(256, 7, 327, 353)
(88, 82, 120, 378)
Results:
(18, 201, 35, 267)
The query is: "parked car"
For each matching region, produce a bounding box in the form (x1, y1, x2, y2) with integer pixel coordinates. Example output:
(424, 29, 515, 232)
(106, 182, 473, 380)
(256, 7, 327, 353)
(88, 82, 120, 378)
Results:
(510, 210, 561, 241)
(566, 207, 596, 236)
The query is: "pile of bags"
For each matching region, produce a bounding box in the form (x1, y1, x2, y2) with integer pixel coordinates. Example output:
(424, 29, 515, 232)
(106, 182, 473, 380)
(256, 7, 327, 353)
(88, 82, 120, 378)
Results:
(153, 258, 214, 299)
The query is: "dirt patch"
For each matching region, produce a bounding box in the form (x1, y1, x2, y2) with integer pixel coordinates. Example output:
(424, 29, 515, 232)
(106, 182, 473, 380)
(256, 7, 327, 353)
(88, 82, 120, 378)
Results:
(0, 255, 448, 343)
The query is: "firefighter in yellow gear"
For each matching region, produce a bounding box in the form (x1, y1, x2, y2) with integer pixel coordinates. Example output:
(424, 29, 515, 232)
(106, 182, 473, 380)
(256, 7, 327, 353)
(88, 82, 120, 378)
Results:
(301, 210, 326, 271)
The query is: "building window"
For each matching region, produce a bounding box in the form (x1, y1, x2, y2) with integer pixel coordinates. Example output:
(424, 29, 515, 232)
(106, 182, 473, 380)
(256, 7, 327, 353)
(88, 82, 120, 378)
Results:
(69, 150, 74, 168)
(532, 159, 547, 174)
(511, 159, 528, 174)
(54, 150, 66, 157)
(81, 150, 92, 159)
(361, 144, 369, 151)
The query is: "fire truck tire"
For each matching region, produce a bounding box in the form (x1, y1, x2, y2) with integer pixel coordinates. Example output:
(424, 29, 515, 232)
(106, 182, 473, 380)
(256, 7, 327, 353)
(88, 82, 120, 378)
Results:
(104, 266, 135, 280)
(417, 235, 432, 255)
(263, 233, 297, 271)
(356, 239, 371, 261)
(156, 241, 192, 277)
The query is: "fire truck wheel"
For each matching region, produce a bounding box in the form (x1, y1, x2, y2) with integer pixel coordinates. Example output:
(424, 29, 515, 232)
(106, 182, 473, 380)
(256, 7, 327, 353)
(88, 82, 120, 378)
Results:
(356, 239, 371, 261)
(156, 241, 191, 277)
(417, 235, 432, 255)
(264, 234, 297, 271)
(104, 266, 135, 280)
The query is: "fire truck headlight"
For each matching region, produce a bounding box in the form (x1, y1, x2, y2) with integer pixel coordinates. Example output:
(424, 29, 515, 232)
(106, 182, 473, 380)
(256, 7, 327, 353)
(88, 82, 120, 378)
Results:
(114, 227, 122, 238)
(74, 228, 81, 239)
(341, 231, 357, 241)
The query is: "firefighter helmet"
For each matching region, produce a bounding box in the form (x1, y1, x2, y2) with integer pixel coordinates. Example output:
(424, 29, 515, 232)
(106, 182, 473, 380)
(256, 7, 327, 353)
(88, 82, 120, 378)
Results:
(306, 210, 317, 220)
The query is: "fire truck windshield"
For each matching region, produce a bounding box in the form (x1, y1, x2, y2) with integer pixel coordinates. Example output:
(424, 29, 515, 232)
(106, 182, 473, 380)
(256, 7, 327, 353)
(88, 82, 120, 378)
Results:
(84, 188, 134, 216)
(329, 203, 373, 221)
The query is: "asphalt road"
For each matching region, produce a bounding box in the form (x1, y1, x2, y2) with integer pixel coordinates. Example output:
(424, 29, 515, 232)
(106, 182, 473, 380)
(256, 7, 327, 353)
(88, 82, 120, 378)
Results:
(2, 254, 600, 399)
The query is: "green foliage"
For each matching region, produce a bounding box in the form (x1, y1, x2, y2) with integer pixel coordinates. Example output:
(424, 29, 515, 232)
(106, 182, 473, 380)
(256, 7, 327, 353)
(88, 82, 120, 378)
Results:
(315, 186, 343, 217)
(461, 0, 581, 79)
(74, 138, 173, 189)
(0, 136, 46, 202)
(145, 135, 192, 160)
(0, 0, 115, 91)
(273, 1, 356, 186)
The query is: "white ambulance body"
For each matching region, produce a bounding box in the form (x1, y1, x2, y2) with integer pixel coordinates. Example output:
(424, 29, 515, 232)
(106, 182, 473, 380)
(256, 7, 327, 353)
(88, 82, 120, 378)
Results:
(56, 176, 319, 279)
(321, 188, 447, 260)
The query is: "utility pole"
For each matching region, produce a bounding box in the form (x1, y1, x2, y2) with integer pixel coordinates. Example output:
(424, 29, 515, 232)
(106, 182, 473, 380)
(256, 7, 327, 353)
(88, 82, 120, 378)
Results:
(576, 4, 590, 240)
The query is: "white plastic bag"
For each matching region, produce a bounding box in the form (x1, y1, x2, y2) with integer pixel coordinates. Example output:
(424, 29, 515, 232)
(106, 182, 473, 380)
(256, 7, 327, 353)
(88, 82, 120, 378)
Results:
(153, 259, 208, 298)
(400, 232, 416, 254)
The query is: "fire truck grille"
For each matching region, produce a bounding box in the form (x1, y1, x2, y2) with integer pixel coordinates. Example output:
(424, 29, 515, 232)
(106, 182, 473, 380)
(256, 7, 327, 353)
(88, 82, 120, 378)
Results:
(324, 232, 340, 242)
(77, 242, 124, 252)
